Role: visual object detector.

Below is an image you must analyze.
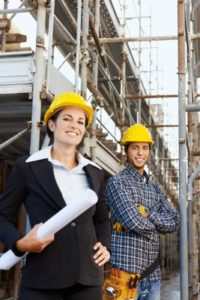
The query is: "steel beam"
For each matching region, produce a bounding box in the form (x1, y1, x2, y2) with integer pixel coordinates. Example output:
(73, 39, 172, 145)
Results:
(97, 35, 178, 44)
(178, 1, 188, 299)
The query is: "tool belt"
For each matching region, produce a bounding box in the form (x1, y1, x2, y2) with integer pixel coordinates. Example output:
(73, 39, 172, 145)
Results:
(102, 255, 159, 300)
(105, 218, 159, 299)
(102, 267, 140, 300)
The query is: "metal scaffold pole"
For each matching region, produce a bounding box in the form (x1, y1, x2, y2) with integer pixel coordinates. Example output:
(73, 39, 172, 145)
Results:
(119, 0, 126, 163)
(81, 0, 89, 98)
(185, 1, 195, 298)
(187, 165, 200, 299)
(136, 0, 142, 123)
(75, 0, 82, 92)
(90, 0, 100, 162)
(178, 1, 188, 299)
(30, 0, 46, 154)
(46, 0, 55, 95)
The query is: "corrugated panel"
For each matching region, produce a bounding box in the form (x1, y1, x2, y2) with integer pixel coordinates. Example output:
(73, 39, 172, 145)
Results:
(0, 51, 33, 94)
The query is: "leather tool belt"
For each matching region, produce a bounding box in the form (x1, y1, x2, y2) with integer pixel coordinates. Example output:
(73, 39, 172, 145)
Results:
(102, 267, 140, 300)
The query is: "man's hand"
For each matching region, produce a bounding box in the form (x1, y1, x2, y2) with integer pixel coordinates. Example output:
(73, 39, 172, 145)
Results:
(138, 205, 149, 218)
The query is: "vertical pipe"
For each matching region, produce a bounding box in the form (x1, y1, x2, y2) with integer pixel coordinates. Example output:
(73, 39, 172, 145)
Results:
(185, 1, 196, 297)
(80, 0, 89, 98)
(188, 177, 193, 300)
(120, 0, 126, 117)
(30, 0, 46, 154)
(91, 0, 100, 162)
(187, 164, 200, 299)
(75, 0, 82, 91)
(1, 0, 8, 51)
(185, 0, 193, 169)
(93, 0, 100, 88)
(137, 0, 142, 123)
(149, 10, 152, 94)
(178, 1, 188, 299)
(119, 0, 126, 164)
(46, 0, 55, 94)
(192, 212, 199, 299)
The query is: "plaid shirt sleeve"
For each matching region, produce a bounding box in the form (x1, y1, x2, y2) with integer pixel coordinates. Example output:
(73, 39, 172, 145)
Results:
(148, 185, 179, 232)
(105, 176, 157, 239)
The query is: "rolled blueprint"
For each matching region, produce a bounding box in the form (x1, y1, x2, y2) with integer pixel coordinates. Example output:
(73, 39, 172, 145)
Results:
(0, 189, 97, 270)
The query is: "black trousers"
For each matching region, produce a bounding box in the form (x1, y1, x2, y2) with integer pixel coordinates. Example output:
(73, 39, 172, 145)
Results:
(18, 283, 102, 300)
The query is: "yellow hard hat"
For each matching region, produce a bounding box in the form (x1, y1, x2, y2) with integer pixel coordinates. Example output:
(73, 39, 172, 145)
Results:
(122, 124, 154, 145)
(44, 92, 93, 126)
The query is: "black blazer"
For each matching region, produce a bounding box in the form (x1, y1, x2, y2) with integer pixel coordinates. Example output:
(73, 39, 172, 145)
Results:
(0, 156, 111, 289)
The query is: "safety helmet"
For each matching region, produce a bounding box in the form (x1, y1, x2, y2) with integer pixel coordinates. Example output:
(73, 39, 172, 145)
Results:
(122, 124, 154, 145)
(44, 92, 93, 127)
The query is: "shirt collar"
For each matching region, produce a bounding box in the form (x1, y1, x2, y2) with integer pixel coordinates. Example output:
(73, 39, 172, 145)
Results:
(26, 145, 101, 170)
(26, 146, 52, 163)
(126, 165, 149, 182)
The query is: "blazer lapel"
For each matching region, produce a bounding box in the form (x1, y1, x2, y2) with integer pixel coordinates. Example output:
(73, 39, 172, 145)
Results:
(83, 164, 102, 194)
(29, 159, 66, 209)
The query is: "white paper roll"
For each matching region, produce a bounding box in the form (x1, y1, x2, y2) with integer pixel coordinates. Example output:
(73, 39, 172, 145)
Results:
(37, 189, 97, 238)
(0, 189, 97, 270)
(0, 249, 23, 270)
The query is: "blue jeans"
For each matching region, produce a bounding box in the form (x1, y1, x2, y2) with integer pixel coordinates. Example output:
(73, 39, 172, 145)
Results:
(137, 278, 160, 300)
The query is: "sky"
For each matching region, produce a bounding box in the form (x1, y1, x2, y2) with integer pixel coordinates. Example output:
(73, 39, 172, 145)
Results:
(1, 0, 179, 158)
(115, 0, 178, 159)
(115, 0, 178, 93)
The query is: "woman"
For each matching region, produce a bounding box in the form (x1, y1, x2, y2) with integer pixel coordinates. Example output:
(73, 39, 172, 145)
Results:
(0, 92, 111, 300)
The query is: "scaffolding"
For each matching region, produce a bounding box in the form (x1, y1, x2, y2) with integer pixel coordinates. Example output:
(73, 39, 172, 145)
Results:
(1, 0, 199, 299)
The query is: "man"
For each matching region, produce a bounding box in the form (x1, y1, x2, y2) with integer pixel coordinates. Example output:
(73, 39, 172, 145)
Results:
(105, 124, 179, 300)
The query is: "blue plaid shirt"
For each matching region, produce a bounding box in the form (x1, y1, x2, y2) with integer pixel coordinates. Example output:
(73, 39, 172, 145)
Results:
(105, 165, 179, 281)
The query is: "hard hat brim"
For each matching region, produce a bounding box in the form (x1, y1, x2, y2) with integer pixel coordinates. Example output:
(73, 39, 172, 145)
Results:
(44, 94, 93, 127)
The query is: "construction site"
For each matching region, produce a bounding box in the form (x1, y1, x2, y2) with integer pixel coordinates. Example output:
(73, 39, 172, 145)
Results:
(0, 0, 199, 299)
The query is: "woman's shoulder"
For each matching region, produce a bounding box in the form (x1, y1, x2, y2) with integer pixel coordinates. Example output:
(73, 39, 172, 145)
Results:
(83, 161, 105, 182)
(79, 154, 102, 170)
(16, 155, 29, 165)
(84, 162, 103, 174)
